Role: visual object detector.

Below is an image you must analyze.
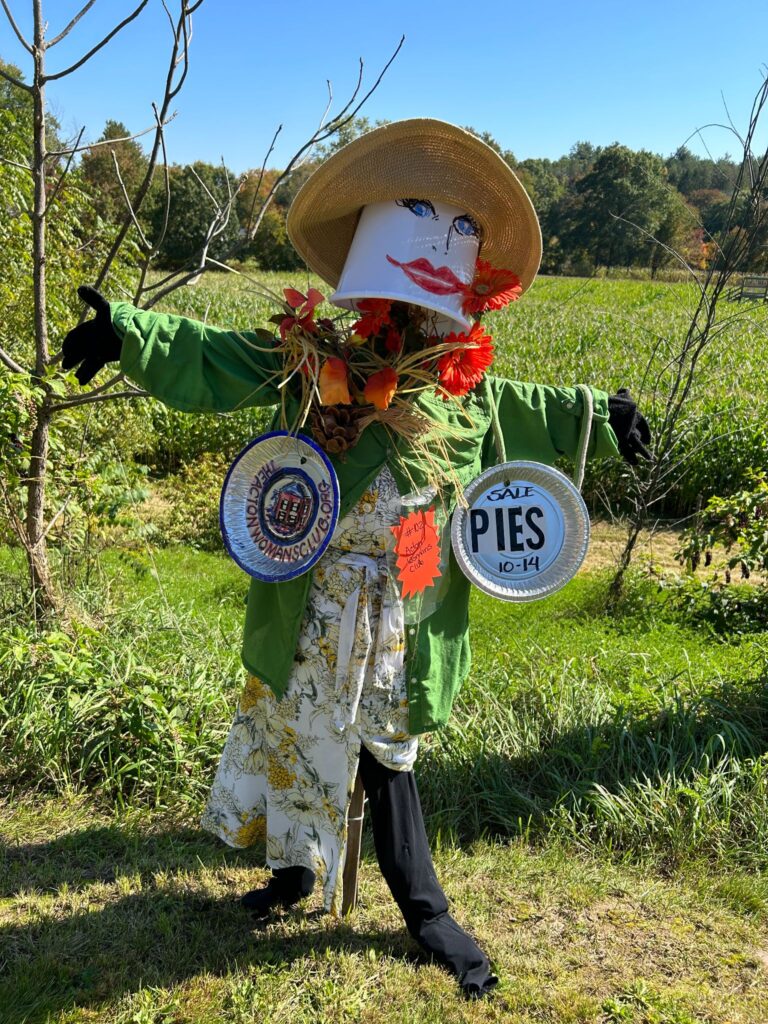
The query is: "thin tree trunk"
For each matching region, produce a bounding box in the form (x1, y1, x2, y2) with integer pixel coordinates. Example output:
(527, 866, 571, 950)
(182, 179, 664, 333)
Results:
(25, 404, 56, 612)
(26, 0, 56, 613)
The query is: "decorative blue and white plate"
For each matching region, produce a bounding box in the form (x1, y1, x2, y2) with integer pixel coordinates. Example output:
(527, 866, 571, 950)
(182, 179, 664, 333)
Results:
(451, 461, 590, 602)
(220, 431, 340, 582)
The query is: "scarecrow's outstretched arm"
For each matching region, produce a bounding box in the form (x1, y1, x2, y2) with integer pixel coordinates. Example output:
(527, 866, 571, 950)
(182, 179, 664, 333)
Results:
(62, 287, 282, 413)
(482, 377, 620, 467)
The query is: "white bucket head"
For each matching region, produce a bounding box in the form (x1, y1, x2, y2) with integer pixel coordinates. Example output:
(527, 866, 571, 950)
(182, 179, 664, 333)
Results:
(330, 199, 481, 331)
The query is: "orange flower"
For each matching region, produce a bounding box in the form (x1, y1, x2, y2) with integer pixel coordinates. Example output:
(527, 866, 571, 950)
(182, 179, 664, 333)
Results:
(436, 323, 494, 399)
(364, 367, 398, 410)
(462, 259, 522, 314)
(279, 287, 324, 340)
(318, 357, 351, 405)
(350, 298, 392, 339)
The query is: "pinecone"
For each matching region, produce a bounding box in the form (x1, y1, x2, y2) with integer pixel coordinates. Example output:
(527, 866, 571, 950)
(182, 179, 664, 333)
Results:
(310, 403, 366, 455)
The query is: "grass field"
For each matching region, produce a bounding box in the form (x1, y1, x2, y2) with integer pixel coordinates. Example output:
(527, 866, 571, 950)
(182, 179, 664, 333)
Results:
(152, 269, 768, 515)
(2, 542, 768, 1021)
(2, 274, 768, 1021)
(154, 269, 768, 401)
(2, 795, 767, 1024)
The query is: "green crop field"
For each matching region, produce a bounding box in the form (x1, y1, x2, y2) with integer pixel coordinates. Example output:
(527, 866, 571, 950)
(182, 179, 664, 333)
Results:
(154, 270, 768, 516)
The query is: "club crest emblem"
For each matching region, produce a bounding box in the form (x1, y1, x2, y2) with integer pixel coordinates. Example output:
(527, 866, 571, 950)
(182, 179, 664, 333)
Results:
(220, 432, 340, 582)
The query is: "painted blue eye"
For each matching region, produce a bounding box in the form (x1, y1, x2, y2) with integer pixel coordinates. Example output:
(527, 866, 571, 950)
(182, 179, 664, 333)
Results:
(453, 214, 479, 237)
(397, 198, 437, 219)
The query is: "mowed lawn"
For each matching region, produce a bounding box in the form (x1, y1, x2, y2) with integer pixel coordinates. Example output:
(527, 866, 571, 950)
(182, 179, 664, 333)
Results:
(2, 794, 767, 1024)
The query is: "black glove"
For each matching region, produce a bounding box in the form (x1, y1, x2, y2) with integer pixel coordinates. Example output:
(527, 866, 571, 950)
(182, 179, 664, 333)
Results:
(608, 388, 653, 465)
(61, 286, 122, 386)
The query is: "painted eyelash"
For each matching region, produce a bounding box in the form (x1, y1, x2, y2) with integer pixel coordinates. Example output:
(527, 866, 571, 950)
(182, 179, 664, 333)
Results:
(446, 213, 481, 251)
(396, 198, 438, 219)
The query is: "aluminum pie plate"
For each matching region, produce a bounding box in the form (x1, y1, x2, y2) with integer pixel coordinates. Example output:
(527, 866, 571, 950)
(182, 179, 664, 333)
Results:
(220, 431, 340, 583)
(451, 460, 590, 602)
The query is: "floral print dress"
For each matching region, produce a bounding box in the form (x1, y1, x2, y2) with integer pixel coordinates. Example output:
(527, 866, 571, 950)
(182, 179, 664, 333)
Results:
(201, 465, 418, 914)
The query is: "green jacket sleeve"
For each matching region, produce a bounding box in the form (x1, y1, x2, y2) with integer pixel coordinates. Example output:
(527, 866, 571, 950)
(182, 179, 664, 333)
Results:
(112, 302, 283, 413)
(483, 377, 620, 466)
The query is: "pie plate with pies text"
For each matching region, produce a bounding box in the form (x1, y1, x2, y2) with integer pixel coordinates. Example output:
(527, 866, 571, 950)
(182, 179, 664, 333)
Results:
(451, 461, 590, 602)
(220, 431, 340, 583)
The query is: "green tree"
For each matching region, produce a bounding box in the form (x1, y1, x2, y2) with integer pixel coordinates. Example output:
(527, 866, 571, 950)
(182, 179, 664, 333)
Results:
(564, 145, 675, 269)
(646, 193, 698, 277)
(557, 141, 599, 183)
(316, 116, 390, 158)
(666, 146, 738, 197)
(236, 163, 317, 270)
(149, 161, 240, 267)
(79, 119, 149, 228)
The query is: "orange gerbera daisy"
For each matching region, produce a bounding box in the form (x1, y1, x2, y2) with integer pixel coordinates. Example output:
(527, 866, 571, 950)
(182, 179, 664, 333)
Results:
(436, 323, 494, 399)
(462, 259, 522, 314)
(350, 298, 392, 339)
(364, 367, 398, 410)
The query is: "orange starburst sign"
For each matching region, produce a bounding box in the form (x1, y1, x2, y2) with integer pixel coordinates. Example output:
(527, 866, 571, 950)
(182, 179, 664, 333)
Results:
(390, 507, 442, 599)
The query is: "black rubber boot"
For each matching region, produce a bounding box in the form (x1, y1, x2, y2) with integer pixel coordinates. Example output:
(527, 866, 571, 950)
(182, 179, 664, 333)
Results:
(240, 865, 315, 916)
(357, 744, 498, 999)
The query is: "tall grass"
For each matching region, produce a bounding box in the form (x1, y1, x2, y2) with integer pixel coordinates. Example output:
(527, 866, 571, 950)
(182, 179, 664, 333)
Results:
(2, 546, 766, 872)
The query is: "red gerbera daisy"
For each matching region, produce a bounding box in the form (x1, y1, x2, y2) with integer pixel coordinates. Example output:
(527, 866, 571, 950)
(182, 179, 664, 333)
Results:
(350, 298, 392, 339)
(462, 259, 522, 314)
(436, 323, 494, 400)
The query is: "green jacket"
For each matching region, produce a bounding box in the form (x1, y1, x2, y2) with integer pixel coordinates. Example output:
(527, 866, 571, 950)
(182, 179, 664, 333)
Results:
(113, 302, 620, 734)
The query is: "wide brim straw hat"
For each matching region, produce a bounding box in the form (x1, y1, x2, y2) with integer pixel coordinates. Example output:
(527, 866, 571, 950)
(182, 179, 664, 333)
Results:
(287, 118, 542, 294)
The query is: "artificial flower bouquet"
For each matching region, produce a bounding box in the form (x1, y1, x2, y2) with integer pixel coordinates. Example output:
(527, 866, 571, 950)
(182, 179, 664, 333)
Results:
(250, 259, 523, 456)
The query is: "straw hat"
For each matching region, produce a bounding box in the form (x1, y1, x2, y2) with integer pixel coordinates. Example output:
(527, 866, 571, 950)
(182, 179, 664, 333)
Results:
(286, 119, 542, 295)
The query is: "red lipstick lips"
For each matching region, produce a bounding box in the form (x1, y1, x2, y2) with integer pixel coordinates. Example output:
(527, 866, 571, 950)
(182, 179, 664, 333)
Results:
(386, 255, 466, 296)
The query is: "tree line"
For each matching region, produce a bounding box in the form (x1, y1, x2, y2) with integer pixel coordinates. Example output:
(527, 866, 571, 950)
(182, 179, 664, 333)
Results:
(2, 60, 764, 283)
(76, 115, 766, 278)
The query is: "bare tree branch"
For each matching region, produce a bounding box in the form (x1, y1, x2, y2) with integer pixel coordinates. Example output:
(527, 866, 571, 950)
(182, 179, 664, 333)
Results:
(47, 0, 98, 47)
(56, 370, 125, 400)
(0, 344, 26, 375)
(241, 123, 281, 237)
(0, 62, 30, 90)
(48, 118, 174, 158)
(0, 0, 33, 53)
(45, 0, 150, 81)
(94, 1, 200, 292)
(0, 154, 31, 172)
(50, 388, 148, 413)
(134, 103, 172, 296)
(609, 209, 706, 300)
(139, 34, 404, 313)
(0, 473, 31, 553)
(111, 149, 152, 249)
(609, 75, 768, 602)
(45, 125, 85, 208)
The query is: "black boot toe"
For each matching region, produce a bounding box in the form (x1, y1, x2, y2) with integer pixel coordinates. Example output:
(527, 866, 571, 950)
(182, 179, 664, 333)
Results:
(240, 866, 316, 916)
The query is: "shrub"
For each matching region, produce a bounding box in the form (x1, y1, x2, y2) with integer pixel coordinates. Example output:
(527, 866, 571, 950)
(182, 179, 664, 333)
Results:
(153, 453, 229, 551)
(0, 618, 237, 804)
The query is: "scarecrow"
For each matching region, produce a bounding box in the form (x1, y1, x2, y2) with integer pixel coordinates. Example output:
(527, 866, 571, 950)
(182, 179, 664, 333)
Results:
(62, 120, 650, 1000)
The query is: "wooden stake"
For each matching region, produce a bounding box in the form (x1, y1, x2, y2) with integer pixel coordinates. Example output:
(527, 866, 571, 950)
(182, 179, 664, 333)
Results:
(341, 769, 366, 915)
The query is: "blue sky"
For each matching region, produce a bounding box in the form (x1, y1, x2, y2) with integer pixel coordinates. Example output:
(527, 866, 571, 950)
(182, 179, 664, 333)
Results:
(2, 1, 766, 174)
